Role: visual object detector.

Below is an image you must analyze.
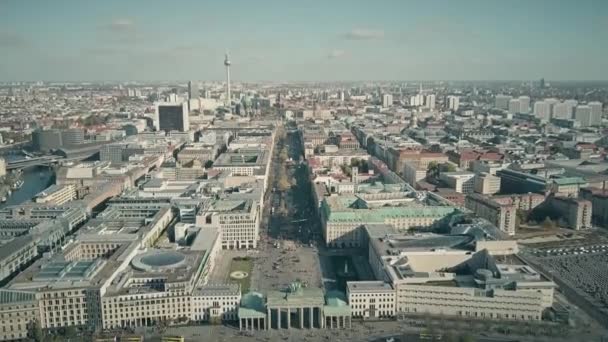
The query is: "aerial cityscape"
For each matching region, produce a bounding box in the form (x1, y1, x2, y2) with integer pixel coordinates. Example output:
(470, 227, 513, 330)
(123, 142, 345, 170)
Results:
(1, 1, 608, 342)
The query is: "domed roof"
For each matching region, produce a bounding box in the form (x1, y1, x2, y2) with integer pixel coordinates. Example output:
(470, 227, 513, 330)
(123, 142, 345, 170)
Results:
(131, 250, 187, 272)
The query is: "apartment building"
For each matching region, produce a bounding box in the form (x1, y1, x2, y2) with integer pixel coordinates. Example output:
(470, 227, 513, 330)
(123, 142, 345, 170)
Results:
(547, 196, 592, 230)
(465, 194, 516, 236)
(34, 184, 77, 205)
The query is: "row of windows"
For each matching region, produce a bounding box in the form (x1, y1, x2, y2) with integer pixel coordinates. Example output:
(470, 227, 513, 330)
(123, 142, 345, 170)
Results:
(43, 291, 86, 298)
(351, 304, 393, 309)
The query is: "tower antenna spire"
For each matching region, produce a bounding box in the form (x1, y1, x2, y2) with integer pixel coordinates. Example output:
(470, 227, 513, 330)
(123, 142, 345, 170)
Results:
(224, 51, 232, 110)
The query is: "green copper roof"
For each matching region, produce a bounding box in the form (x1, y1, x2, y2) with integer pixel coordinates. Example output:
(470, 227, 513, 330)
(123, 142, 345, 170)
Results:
(552, 177, 587, 185)
(327, 206, 456, 223)
(324, 290, 351, 316)
(0, 290, 36, 305)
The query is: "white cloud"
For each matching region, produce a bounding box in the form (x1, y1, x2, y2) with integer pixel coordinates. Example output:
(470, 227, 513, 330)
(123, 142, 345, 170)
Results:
(103, 18, 136, 32)
(0, 30, 28, 48)
(343, 28, 384, 40)
(327, 49, 346, 59)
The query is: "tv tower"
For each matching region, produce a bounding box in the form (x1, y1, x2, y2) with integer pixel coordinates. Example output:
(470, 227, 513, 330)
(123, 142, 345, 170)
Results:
(224, 52, 231, 107)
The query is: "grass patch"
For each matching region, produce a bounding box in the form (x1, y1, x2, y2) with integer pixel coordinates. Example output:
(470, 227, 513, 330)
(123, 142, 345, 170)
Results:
(226, 257, 253, 293)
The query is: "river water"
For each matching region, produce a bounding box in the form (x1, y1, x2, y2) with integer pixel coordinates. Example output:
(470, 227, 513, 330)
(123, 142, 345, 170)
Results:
(0, 165, 54, 208)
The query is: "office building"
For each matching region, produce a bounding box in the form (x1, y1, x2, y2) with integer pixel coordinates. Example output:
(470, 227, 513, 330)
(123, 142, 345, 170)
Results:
(440, 172, 476, 193)
(100, 143, 127, 163)
(213, 151, 268, 176)
(347, 281, 395, 319)
(347, 226, 554, 324)
(495, 95, 511, 110)
(32, 129, 63, 152)
(548, 177, 587, 197)
(196, 198, 260, 249)
(474, 172, 501, 195)
(188, 81, 199, 101)
(61, 128, 85, 147)
(155, 102, 189, 132)
(320, 194, 456, 247)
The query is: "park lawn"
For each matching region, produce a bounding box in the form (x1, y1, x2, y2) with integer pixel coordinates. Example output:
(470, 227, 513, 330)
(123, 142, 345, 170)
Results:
(226, 257, 254, 293)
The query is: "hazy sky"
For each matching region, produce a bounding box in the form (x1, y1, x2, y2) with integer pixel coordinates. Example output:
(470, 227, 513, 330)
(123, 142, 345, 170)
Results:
(1, 0, 607, 81)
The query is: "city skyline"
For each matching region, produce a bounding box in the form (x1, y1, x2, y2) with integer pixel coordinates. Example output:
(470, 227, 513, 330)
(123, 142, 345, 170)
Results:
(1, 0, 608, 82)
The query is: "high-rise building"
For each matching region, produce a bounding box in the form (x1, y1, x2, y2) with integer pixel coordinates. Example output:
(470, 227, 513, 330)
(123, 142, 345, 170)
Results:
(574, 105, 602, 127)
(533, 101, 550, 122)
(32, 129, 62, 152)
(155, 102, 189, 132)
(382, 94, 393, 108)
(575, 105, 594, 127)
(100, 143, 126, 163)
(61, 128, 85, 147)
(0, 158, 6, 177)
(540, 78, 545, 89)
(447, 96, 460, 111)
(167, 93, 179, 103)
(589, 101, 603, 123)
(508, 99, 521, 114)
(495, 95, 511, 110)
(425, 94, 436, 109)
(518, 96, 530, 113)
(409, 95, 421, 107)
(545, 98, 560, 117)
(552, 102, 571, 120)
(562, 99, 577, 118)
(188, 81, 199, 101)
(187, 81, 199, 113)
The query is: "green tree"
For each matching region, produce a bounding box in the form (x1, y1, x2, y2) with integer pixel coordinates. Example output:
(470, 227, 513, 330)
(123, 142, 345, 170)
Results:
(444, 163, 457, 172)
(443, 332, 458, 342)
(427, 161, 439, 178)
(277, 169, 292, 191)
(459, 333, 476, 342)
(279, 149, 289, 162)
(204, 160, 214, 169)
(32, 319, 44, 342)
(542, 217, 556, 230)
(63, 326, 77, 338)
